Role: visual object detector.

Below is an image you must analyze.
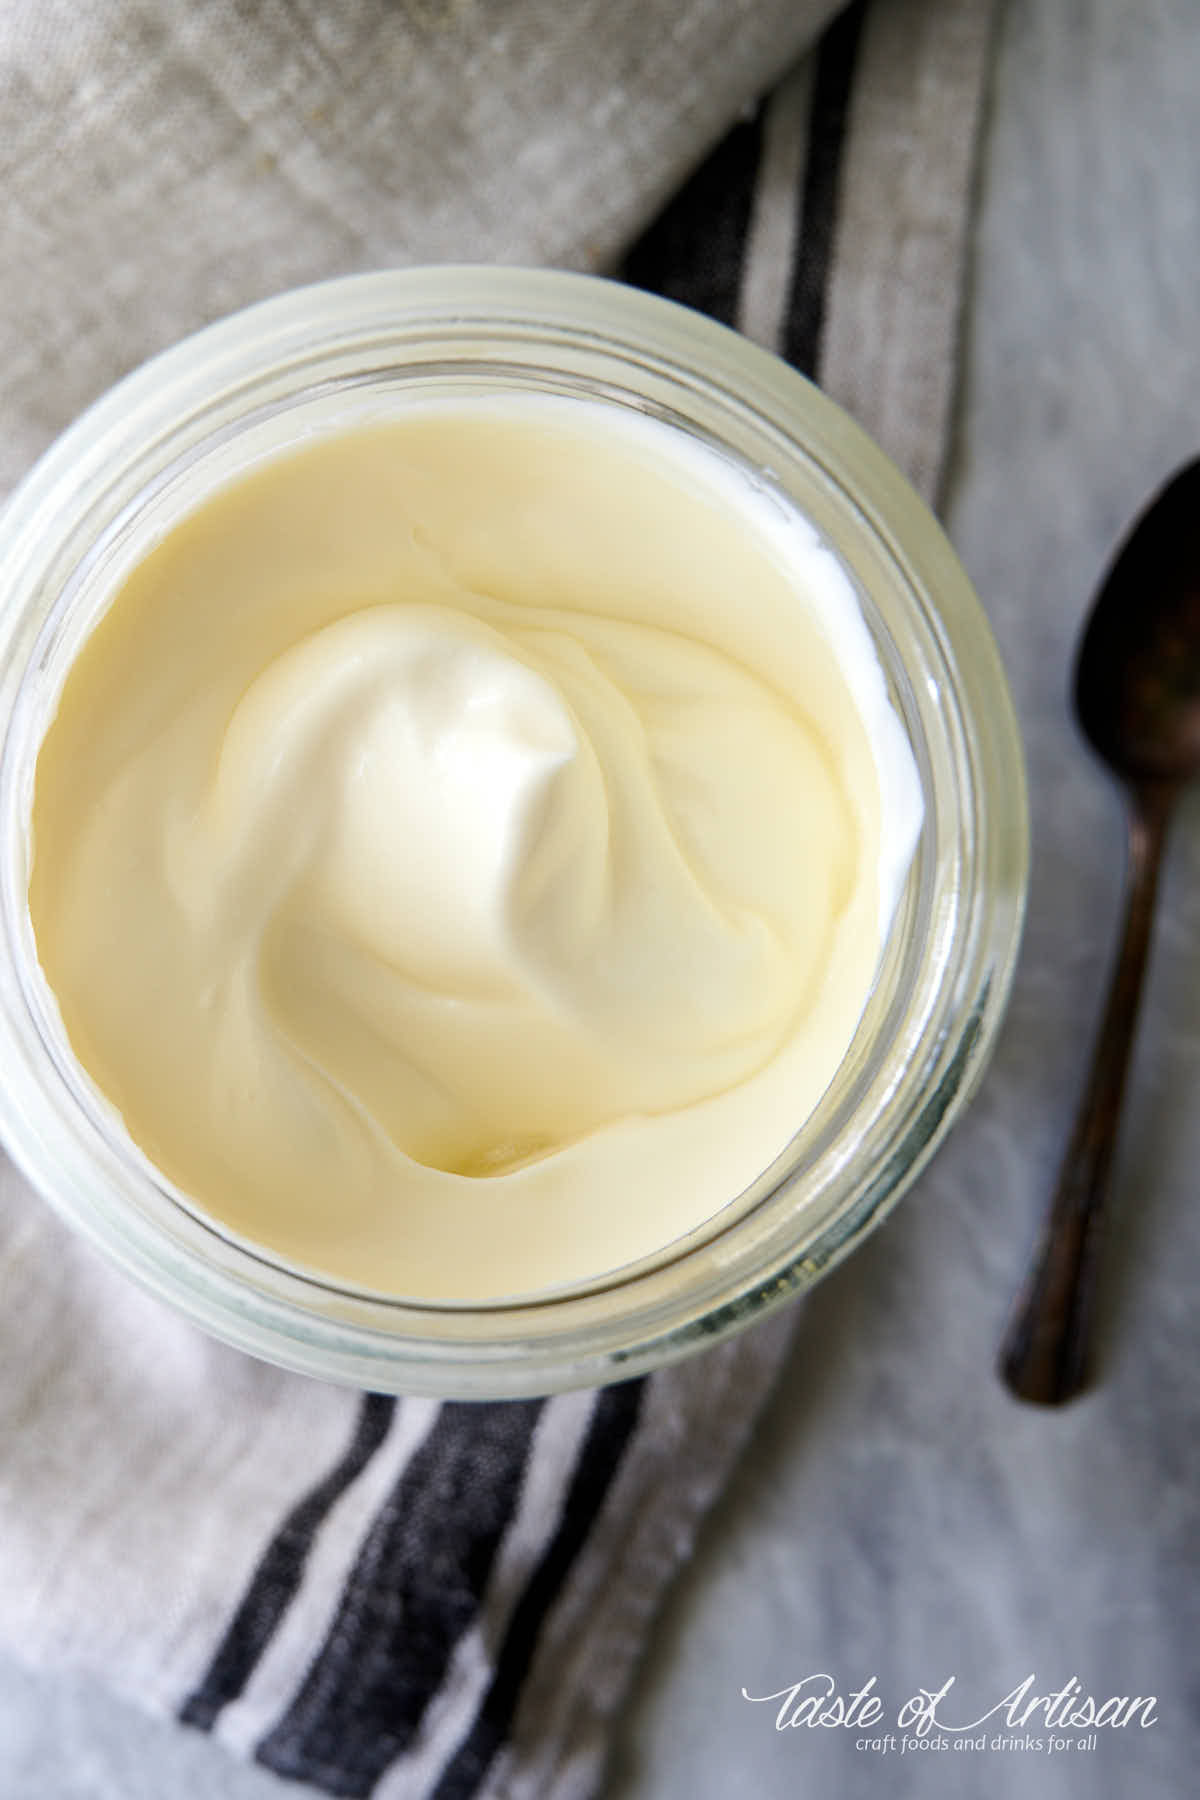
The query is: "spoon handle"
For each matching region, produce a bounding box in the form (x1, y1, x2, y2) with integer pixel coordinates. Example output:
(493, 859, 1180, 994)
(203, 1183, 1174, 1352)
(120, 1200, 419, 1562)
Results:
(999, 783, 1173, 1405)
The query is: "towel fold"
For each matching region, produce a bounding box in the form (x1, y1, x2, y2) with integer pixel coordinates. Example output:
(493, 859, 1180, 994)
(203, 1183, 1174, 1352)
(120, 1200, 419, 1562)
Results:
(0, 2, 996, 1794)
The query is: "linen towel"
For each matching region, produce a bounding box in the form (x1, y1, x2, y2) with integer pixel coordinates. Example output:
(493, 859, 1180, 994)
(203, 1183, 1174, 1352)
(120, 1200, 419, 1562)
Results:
(0, 1, 997, 1794)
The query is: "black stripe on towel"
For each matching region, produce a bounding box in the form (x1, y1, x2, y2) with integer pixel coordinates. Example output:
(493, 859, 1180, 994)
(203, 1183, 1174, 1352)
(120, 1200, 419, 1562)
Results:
(783, 0, 868, 377)
(180, 1391, 397, 1732)
(430, 1377, 647, 1800)
(254, 1398, 545, 1797)
(620, 103, 765, 325)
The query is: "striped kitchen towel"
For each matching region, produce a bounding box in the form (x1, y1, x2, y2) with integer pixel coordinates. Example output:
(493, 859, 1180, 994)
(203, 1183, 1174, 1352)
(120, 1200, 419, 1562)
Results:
(0, 1, 996, 1795)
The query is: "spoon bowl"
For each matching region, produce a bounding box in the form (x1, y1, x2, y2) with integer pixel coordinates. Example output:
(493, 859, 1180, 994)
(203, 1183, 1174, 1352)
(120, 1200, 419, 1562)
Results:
(1075, 457, 1200, 782)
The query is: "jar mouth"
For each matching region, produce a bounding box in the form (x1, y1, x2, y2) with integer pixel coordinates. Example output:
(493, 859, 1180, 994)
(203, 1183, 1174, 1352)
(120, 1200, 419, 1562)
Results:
(0, 268, 1028, 1396)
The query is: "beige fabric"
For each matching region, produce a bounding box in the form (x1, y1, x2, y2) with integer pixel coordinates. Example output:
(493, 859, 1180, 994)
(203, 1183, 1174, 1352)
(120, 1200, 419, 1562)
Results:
(820, 0, 1000, 503)
(0, 0, 839, 497)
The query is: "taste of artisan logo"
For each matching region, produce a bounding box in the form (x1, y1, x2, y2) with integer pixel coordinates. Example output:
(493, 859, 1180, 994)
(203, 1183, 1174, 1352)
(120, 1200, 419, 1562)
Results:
(740, 1672, 1159, 1757)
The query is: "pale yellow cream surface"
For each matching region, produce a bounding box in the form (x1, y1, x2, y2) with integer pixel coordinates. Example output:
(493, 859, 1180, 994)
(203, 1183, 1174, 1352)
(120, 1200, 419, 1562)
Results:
(30, 399, 922, 1299)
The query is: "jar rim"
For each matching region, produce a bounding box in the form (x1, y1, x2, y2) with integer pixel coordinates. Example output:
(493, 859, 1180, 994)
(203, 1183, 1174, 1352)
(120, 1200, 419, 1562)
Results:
(0, 268, 1028, 1396)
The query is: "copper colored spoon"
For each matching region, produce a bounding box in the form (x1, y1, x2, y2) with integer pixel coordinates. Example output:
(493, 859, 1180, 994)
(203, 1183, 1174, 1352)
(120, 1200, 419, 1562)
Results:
(1000, 456, 1200, 1406)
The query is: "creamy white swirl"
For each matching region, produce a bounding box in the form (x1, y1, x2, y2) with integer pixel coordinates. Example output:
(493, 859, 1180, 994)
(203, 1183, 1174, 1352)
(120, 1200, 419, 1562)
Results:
(30, 399, 922, 1298)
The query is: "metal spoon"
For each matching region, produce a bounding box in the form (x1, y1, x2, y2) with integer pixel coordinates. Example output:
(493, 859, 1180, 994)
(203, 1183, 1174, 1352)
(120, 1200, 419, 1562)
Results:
(999, 456, 1200, 1406)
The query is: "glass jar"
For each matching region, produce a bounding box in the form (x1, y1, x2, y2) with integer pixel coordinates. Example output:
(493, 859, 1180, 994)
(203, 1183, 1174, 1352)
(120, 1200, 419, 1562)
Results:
(0, 267, 1027, 1397)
